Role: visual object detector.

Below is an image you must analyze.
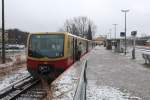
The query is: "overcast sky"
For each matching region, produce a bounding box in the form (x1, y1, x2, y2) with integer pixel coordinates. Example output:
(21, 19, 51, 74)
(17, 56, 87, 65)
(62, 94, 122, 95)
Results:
(0, 0, 150, 37)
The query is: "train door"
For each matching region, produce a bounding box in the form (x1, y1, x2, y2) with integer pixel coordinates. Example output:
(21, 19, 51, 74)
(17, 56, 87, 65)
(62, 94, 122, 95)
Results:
(74, 38, 78, 61)
(73, 38, 75, 63)
(86, 41, 88, 53)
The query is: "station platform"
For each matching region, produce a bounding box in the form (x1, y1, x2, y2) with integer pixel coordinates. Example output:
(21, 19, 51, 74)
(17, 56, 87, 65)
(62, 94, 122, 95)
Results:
(51, 46, 150, 100)
(86, 46, 149, 100)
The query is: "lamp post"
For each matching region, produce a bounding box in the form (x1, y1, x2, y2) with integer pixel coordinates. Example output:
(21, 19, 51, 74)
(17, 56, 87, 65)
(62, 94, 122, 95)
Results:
(121, 9, 129, 55)
(109, 29, 112, 39)
(113, 24, 118, 51)
(2, 0, 5, 63)
(113, 24, 118, 40)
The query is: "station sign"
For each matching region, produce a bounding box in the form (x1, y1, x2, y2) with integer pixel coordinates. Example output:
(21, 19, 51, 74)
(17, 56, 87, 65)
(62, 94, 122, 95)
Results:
(131, 31, 137, 36)
(120, 32, 125, 37)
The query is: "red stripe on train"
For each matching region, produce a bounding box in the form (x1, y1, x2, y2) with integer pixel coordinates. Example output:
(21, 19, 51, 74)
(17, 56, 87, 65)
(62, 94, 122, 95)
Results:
(27, 57, 74, 70)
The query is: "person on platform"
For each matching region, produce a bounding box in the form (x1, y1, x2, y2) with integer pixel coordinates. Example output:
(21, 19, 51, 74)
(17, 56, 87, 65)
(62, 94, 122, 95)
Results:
(77, 42, 82, 60)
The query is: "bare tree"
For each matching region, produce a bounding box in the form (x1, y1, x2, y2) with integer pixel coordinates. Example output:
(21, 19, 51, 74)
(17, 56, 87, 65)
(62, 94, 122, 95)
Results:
(87, 24, 92, 40)
(88, 20, 96, 37)
(60, 16, 96, 39)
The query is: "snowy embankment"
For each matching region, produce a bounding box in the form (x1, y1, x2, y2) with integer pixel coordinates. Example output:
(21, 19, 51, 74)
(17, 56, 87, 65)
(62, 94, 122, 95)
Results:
(0, 49, 29, 91)
(0, 49, 26, 66)
(0, 50, 26, 75)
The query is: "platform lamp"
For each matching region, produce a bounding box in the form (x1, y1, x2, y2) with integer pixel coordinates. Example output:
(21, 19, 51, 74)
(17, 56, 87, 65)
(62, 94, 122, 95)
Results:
(121, 9, 129, 55)
(112, 24, 118, 40)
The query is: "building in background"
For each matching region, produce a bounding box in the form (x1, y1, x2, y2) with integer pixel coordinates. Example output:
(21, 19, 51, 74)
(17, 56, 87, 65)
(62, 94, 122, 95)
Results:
(0, 28, 29, 48)
(0, 29, 8, 44)
(93, 35, 106, 45)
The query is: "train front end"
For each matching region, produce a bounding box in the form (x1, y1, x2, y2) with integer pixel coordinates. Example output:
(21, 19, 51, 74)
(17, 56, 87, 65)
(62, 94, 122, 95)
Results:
(27, 33, 67, 81)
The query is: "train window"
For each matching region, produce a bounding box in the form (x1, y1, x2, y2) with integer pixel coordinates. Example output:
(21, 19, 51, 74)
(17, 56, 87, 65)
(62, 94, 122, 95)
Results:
(28, 34, 64, 58)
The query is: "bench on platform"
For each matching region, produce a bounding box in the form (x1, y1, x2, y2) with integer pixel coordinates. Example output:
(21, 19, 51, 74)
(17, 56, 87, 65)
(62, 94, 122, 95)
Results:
(142, 53, 150, 64)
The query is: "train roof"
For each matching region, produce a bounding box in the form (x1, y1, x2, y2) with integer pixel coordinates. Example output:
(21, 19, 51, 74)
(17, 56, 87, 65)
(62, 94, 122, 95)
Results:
(29, 32, 67, 35)
(29, 32, 92, 41)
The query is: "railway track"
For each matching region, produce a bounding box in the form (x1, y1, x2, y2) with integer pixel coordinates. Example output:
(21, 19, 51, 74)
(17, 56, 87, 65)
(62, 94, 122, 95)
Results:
(0, 75, 47, 100)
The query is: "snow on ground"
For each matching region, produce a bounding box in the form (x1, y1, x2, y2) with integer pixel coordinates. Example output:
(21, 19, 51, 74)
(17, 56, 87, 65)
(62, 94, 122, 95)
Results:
(87, 80, 142, 100)
(111, 46, 145, 64)
(51, 67, 79, 100)
(0, 49, 28, 90)
(0, 62, 14, 68)
(0, 50, 26, 67)
(0, 68, 30, 90)
(51, 61, 85, 100)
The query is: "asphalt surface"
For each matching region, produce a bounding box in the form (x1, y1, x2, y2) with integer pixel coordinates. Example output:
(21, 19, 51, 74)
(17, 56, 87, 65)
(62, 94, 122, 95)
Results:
(86, 46, 150, 100)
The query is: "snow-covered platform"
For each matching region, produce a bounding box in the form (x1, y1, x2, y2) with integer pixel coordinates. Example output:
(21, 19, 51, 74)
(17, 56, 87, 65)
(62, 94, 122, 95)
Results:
(86, 46, 150, 100)
(50, 46, 149, 100)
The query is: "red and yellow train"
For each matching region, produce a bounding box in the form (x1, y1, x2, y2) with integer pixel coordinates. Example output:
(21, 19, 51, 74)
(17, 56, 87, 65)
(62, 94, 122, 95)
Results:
(27, 32, 95, 81)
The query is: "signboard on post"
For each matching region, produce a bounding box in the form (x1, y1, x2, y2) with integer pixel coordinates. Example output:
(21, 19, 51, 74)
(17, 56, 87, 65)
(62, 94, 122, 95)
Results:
(120, 32, 125, 37)
(131, 31, 137, 36)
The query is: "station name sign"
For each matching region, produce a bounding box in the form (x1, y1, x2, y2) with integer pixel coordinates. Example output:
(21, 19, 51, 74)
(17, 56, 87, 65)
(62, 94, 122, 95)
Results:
(120, 32, 125, 37)
(131, 31, 137, 36)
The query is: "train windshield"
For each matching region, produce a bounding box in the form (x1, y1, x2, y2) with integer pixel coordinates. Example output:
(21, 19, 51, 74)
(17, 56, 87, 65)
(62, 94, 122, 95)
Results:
(28, 34, 64, 58)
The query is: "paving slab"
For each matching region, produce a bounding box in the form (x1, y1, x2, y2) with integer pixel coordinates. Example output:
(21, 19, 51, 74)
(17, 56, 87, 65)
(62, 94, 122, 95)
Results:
(86, 46, 150, 100)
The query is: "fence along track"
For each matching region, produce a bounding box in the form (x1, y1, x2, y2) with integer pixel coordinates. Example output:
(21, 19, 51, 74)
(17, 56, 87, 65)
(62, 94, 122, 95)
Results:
(73, 60, 87, 100)
(0, 75, 47, 100)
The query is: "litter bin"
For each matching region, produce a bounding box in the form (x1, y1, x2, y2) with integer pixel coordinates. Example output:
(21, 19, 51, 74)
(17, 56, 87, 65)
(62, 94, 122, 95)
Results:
(106, 40, 112, 50)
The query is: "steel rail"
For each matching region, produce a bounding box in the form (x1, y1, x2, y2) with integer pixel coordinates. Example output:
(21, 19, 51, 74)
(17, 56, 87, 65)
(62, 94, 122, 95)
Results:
(0, 75, 31, 98)
(0, 75, 41, 100)
(9, 79, 40, 100)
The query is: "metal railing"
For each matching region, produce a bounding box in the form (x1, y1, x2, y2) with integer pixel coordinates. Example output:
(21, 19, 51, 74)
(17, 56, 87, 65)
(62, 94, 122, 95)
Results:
(142, 53, 150, 64)
(74, 60, 87, 100)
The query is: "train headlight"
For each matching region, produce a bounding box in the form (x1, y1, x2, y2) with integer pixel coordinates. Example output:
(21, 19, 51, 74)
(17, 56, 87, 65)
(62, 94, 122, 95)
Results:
(38, 64, 50, 74)
(38, 64, 54, 74)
